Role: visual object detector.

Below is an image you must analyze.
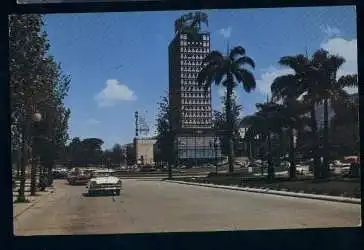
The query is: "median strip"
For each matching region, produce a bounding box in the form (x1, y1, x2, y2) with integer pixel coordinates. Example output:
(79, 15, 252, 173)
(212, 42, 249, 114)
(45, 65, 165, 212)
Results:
(164, 180, 361, 204)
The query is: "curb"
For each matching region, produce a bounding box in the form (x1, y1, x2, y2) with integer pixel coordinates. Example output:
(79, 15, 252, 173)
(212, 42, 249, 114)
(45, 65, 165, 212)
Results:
(164, 180, 361, 204)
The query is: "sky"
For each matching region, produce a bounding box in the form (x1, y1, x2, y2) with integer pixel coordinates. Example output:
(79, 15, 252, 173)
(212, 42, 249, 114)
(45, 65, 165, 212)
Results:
(43, 6, 358, 149)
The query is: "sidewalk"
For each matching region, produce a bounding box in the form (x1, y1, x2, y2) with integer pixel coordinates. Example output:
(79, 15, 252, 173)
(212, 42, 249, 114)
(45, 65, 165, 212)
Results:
(13, 187, 55, 219)
(164, 180, 361, 204)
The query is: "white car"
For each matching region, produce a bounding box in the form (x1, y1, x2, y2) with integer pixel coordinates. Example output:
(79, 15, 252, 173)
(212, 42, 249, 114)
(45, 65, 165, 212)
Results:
(86, 169, 122, 196)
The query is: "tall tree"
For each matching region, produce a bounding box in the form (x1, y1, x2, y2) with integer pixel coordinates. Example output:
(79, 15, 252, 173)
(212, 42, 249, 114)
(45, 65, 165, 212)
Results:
(271, 73, 310, 178)
(308, 49, 358, 177)
(278, 53, 322, 177)
(213, 94, 243, 156)
(197, 46, 256, 172)
(66, 137, 104, 167)
(277, 49, 357, 178)
(9, 14, 71, 200)
(11, 14, 71, 198)
(155, 92, 174, 177)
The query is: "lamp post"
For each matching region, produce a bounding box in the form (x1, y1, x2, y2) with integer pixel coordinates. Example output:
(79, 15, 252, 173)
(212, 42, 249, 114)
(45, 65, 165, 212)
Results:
(30, 111, 42, 196)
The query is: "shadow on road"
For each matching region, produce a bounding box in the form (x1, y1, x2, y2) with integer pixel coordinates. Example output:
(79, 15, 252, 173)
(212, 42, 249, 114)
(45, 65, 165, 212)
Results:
(81, 192, 122, 197)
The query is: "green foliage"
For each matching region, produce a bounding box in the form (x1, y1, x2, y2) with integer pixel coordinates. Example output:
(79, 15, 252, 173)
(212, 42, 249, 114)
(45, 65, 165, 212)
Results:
(66, 137, 105, 166)
(268, 49, 358, 178)
(9, 14, 71, 171)
(213, 95, 243, 156)
(155, 92, 173, 163)
(9, 14, 71, 201)
(197, 45, 256, 172)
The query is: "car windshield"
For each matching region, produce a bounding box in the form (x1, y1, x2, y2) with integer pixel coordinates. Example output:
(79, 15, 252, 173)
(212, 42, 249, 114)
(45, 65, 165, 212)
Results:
(93, 171, 114, 178)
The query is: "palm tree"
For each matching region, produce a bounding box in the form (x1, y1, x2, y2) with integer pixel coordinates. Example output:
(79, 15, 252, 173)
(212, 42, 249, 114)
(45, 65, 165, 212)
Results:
(279, 50, 358, 178)
(278, 53, 323, 177)
(197, 46, 256, 172)
(307, 49, 358, 177)
(271, 73, 310, 179)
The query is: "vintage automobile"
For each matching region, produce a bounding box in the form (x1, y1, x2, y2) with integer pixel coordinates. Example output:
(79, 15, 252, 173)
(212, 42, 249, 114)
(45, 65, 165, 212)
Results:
(51, 168, 68, 179)
(85, 169, 122, 196)
(67, 168, 90, 185)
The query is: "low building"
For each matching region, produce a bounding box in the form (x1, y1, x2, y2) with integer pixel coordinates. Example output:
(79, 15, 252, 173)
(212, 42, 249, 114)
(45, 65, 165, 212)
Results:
(134, 137, 157, 165)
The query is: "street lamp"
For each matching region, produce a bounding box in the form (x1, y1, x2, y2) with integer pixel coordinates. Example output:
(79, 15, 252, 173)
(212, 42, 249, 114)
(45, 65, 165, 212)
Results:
(33, 112, 42, 122)
(30, 111, 42, 196)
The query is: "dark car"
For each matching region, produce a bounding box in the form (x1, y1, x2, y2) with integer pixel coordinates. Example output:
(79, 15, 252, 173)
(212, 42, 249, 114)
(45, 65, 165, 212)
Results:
(51, 169, 68, 179)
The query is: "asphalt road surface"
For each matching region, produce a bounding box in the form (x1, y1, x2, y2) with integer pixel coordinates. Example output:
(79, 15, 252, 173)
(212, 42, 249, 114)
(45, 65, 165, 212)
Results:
(14, 179, 360, 235)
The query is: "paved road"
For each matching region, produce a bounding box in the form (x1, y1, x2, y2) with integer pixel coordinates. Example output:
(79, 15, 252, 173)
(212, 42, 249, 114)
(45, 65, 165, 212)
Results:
(14, 179, 360, 235)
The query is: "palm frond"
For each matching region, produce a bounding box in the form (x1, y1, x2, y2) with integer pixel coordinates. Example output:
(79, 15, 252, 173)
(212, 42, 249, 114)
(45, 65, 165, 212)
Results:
(270, 74, 296, 101)
(312, 49, 345, 74)
(234, 68, 256, 93)
(235, 56, 255, 69)
(229, 46, 246, 60)
(202, 50, 224, 65)
(240, 115, 265, 128)
(197, 65, 216, 90)
(336, 74, 358, 89)
(278, 54, 309, 73)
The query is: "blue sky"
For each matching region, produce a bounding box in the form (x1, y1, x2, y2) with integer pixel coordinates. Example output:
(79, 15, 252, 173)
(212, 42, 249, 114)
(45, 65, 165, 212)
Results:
(43, 6, 357, 149)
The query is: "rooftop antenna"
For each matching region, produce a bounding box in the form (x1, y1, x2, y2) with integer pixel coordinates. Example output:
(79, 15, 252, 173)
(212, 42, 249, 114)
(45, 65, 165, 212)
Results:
(134, 111, 139, 138)
(135, 110, 150, 139)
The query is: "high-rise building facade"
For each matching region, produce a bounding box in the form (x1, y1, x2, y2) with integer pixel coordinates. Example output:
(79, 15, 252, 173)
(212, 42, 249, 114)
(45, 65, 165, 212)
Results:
(168, 29, 212, 129)
(168, 14, 221, 165)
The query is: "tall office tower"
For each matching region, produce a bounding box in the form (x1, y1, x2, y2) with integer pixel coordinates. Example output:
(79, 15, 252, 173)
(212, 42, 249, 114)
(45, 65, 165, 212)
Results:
(168, 13, 221, 166)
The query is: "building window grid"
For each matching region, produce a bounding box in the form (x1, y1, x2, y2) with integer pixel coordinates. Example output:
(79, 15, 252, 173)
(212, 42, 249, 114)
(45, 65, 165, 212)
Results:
(177, 34, 211, 130)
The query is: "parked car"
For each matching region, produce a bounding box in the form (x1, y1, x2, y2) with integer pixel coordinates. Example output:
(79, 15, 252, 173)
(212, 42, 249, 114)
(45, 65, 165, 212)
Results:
(52, 168, 68, 179)
(86, 169, 122, 196)
(67, 168, 90, 185)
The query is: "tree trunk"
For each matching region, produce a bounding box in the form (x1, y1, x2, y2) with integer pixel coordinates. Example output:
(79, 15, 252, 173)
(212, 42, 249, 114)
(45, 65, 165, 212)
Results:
(267, 132, 274, 181)
(18, 136, 27, 202)
(310, 106, 320, 178)
(30, 147, 37, 196)
(322, 98, 329, 178)
(225, 85, 235, 173)
(288, 128, 296, 179)
(16, 148, 21, 179)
